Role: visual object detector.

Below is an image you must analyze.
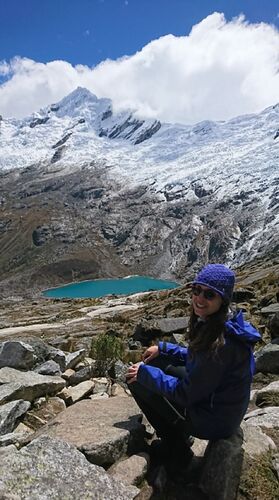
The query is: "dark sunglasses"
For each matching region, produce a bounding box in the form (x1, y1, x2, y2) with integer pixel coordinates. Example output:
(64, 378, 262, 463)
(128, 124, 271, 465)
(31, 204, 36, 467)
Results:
(192, 285, 218, 301)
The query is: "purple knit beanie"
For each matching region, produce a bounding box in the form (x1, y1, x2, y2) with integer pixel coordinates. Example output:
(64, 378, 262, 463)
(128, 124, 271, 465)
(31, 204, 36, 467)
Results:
(193, 264, 235, 302)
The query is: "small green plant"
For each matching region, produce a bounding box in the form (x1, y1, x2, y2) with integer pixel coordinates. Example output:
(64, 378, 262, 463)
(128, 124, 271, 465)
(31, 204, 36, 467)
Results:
(90, 331, 124, 364)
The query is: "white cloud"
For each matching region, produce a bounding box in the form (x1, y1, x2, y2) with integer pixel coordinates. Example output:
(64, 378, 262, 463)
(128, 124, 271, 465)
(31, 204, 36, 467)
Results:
(1, 12, 279, 123)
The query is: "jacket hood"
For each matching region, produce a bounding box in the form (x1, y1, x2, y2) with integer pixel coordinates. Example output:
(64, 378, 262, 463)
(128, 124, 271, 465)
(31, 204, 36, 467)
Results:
(225, 310, 261, 344)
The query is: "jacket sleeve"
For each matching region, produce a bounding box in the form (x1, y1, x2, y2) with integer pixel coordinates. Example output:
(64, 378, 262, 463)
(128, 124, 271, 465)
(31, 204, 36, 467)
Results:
(158, 341, 188, 362)
(137, 344, 233, 408)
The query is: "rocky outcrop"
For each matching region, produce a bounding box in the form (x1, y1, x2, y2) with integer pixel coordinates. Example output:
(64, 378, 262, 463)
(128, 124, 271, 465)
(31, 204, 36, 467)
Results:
(35, 397, 144, 466)
(0, 435, 139, 499)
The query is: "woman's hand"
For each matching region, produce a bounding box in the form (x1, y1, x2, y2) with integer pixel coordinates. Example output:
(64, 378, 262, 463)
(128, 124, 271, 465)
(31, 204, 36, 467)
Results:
(142, 345, 159, 364)
(126, 362, 142, 384)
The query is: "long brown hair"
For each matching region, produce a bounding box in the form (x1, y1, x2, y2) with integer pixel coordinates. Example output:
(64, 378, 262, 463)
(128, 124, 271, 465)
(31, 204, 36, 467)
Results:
(188, 302, 229, 354)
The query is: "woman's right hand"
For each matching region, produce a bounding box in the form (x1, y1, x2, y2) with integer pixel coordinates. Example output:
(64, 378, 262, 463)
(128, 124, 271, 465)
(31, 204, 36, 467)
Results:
(142, 345, 159, 364)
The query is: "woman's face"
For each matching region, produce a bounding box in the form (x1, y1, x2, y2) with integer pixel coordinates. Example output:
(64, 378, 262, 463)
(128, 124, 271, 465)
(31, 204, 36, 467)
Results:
(192, 285, 223, 319)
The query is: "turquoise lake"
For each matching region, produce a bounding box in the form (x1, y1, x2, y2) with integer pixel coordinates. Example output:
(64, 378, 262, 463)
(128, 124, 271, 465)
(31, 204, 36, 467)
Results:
(43, 276, 179, 299)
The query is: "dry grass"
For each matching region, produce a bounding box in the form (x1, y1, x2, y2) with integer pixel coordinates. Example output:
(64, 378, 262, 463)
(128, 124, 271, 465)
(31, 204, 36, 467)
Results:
(238, 452, 279, 500)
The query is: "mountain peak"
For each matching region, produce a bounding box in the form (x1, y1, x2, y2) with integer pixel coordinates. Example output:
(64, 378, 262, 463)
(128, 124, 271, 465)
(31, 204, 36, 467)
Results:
(49, 87, 111, 120)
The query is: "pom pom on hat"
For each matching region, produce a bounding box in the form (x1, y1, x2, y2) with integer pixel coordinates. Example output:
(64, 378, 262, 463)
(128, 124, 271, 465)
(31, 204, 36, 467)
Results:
(193, 264, 235, 302)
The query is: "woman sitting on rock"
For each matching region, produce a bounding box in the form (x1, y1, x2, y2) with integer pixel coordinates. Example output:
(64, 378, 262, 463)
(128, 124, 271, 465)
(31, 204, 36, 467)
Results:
(126, 264, 261, 468)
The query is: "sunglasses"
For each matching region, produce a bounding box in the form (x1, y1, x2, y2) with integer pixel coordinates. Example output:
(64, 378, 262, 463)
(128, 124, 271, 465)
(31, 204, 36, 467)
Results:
(192, 285, 219, 301)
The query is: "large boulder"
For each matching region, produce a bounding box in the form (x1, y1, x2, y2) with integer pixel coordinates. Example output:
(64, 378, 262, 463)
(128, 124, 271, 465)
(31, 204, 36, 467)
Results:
(0, 341, 36, 370)
(0, 435, 139, 499)
(34, 396, 144, 466)
(255, 344, 279, 374)
(0, 367, 66, 403)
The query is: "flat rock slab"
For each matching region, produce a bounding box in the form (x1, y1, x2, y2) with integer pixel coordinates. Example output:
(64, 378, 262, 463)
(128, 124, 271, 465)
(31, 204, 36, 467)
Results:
(0, 367, 66, 403)
(35, 396, 144, 466)
(0, 435, 139, 499)
(241, 422, 276, 457)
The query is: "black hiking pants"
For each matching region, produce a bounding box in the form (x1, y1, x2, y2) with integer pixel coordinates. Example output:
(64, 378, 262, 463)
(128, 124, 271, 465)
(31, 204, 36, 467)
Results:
(129, 356, 195, 450)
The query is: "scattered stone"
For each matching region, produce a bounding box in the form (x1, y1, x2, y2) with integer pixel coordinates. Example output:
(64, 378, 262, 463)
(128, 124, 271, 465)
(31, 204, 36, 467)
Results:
(109, 452, 150, 486)
(0, 435, 139, 499)
(68, 364, 98, 385)
(34, 397, 144, 466)
(0, 341, 36, 370)
(23, 397, 66, 430)
(93, 377, 110, 394)
(268, 312, 279, 340)
(0, 431, 29, 447)
(64, 380, 94, 404)
(48, 347, 66, 371)
(255, 380, 279, 407)
(61, 368, 75, 380)
(233, 289, 255, 302)
(14, 422, 33, 434)
(89, 393, 109, 400)
(0, 367, 66, 402)
(241, 422, 276, 457)
(261, 303, 279, 315)
(0, 400, 31, 435)
(155, 317, 189, 334)
(34, 360, 61, 376)
(65, 349, 86, 370)
(109, 360, 130, 384)
(244, 406, 279, 429)
(255, 344, 279, 374)
(111, 383, 129, 397)
(133, 317, 189, 345)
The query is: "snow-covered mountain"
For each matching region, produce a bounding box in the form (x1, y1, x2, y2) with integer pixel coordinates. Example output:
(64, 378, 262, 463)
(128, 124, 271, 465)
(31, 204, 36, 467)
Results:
(0, 87, 278, 293)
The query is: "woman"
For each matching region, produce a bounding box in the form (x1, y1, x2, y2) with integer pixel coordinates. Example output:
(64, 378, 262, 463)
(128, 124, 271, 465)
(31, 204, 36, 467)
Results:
(126, 264, 261, 465)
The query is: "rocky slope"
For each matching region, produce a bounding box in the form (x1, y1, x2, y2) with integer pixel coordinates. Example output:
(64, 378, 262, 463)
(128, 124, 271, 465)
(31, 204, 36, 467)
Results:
(0, 87, 278, 295)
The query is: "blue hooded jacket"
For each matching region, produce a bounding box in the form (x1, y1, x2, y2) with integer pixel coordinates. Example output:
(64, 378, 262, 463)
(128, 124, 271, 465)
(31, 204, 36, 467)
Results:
(137, 311, 261, 439)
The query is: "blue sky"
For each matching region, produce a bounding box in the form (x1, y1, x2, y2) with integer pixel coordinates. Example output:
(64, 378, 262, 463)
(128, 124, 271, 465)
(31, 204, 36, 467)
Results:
(0, 1, 279, 121)
(1, 0, 278, 66)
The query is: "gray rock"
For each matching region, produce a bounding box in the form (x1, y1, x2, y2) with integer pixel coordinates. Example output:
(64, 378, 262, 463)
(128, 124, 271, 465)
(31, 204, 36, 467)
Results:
(109, 360, 130, 384)
(255, 380, 279, 407)
(23, 397, 66, 430)
(192, 438, 208, 457)
(0, 341, 36, 370)
(34, 396, 144, 466)
(255, 343, 279, 374)
(48, 347, 67, 371)
(244, 406, 279, 429)
(92, 377, 110, 394)
(34, 360, 62, 376)
(68, 364, 98, 385)
(0, 400, 31, 435)
(268, 312, 279, 340)
(0, 435, 139, 499)
(0, 431, 29, 447)
(241, 422, 276, 457)
(0, 367, 66, 402)
(64, 380, 95, 404)
(155, 317, 189, 334)
(65, 349, 86, 370)
(200, 428, 243, 500)
(261, 303, 279, 315)
(109, 452, 150, 486)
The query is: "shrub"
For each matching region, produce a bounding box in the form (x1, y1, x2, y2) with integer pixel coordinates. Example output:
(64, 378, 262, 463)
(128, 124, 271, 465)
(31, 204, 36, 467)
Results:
(90, 331, 124, 368)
